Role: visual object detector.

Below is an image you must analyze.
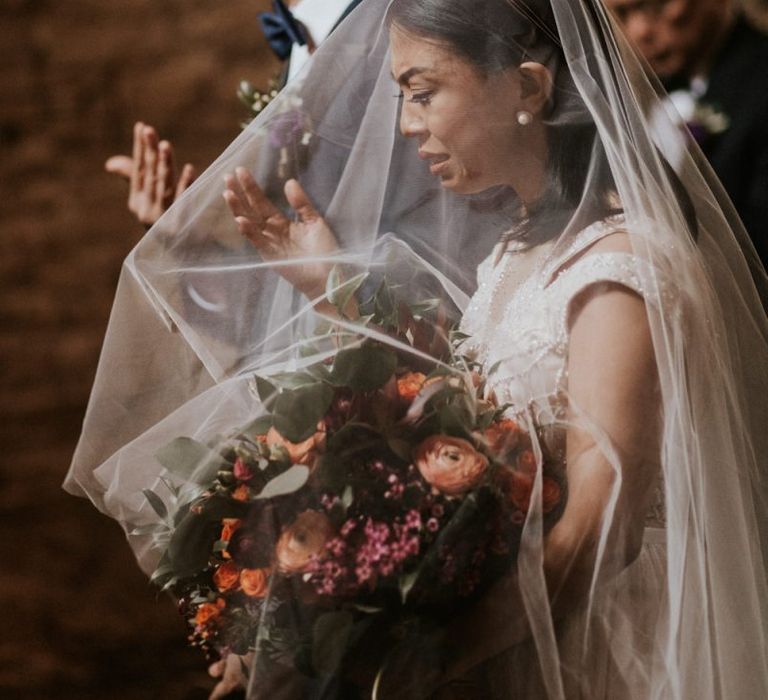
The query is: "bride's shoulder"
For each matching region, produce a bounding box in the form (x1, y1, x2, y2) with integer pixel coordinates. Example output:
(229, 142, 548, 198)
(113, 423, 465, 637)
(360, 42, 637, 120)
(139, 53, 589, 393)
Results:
(545, 215, 679, 310)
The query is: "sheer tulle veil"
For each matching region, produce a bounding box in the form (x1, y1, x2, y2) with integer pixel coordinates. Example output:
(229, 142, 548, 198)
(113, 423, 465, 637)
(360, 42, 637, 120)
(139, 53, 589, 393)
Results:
(66, 0, 768, 697)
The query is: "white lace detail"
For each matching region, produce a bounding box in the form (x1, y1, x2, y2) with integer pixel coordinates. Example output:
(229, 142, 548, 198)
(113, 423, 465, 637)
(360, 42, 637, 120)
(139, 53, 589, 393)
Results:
(460, 217, 675, 526)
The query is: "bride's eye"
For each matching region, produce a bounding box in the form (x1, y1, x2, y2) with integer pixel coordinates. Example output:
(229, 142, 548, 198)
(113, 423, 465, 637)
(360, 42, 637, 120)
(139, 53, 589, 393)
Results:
(409, 91, 433, 106)
(395, 90, 434, 106)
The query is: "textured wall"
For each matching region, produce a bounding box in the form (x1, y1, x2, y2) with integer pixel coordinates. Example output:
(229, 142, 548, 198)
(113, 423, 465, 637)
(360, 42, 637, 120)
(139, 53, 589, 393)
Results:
(0, 1, 276, 697)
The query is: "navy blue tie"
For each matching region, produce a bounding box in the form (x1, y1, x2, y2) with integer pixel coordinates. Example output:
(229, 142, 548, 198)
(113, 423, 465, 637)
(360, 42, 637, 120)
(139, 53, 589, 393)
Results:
(258, 0, 308, 61)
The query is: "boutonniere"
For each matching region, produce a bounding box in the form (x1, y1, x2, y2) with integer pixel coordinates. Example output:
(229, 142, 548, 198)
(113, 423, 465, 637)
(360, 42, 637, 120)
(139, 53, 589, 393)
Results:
(238, 77, 282, 125)
(668, 88, 730, 146)
(238, 78, 313, 179)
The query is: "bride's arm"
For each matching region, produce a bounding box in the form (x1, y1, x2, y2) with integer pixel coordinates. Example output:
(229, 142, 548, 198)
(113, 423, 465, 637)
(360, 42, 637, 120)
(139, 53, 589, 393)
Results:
(545, 275, 660, 614)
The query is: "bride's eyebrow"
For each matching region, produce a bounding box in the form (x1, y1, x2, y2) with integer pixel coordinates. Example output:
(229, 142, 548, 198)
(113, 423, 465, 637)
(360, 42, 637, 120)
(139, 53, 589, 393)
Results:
(391, 66, 430, 85)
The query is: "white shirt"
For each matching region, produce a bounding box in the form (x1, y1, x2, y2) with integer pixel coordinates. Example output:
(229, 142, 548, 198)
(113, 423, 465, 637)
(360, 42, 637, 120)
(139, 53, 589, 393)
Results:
(287, 0, 353, 80)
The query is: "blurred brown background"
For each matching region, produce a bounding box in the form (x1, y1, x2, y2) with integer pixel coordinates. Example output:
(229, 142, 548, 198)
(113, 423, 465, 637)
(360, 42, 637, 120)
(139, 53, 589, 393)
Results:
(2, 0, 768, 699)
(0, 1, 275, 698)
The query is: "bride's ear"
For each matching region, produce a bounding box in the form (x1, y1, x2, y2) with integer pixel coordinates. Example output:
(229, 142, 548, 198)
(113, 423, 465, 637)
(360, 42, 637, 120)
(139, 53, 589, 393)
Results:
(517, 61, 553, 117)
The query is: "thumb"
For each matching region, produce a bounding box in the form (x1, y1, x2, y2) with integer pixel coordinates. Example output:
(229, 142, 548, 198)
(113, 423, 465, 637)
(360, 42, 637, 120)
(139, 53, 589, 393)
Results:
(105, 155, 134, 179)
(284, 179, 320, 223)
(208, 659, 225, 678)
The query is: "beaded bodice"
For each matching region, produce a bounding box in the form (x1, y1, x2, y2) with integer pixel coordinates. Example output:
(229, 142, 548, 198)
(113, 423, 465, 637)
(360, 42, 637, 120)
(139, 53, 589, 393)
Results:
(460, 216, 668, 528)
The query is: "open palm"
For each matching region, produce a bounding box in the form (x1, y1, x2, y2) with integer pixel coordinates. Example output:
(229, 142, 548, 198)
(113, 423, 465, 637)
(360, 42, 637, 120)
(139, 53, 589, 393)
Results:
(223, 167, 340, 301)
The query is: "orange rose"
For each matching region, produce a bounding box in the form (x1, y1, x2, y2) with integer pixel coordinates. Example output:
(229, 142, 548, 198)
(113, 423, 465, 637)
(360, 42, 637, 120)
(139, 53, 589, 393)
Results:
(232, 484, 250, 502)
(275, 510, 335, 574)
(240, 568, 270, 597)
(414, 436, 489, 495)
(397, 372, 427, 401)
(542, 476, 562, 514)
(266, 422, 326, 467)
(194, 598, 225, 626)
(220, 518, 242, 560)
(213, 562, 240, 592)
(483, 419, 524, 456)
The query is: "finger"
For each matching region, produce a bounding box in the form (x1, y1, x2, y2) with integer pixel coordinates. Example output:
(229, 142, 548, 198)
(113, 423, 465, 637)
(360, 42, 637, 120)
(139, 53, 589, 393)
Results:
(175, 163, 196, 198)
(130, 121, 145, 194)
(156, 140, 174, 208)
(208, 679, 237, 700)
(142, 126, 160, 198)
(208, 660, 224, 678)
(235, 167, 283, 221)
(104, 155, 134, 179)
(222, 187, 250, 220)
(284, 178, 321, 223)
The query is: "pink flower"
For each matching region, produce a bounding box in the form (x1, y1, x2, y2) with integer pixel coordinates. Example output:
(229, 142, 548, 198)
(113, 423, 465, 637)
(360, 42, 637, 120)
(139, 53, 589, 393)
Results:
(233, 457, 254, 481)
(414, 436, 489, 495)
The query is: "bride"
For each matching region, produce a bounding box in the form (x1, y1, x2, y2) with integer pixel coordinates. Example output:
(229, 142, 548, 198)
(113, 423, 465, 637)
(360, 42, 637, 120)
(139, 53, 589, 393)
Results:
(66, 0, 768, 698)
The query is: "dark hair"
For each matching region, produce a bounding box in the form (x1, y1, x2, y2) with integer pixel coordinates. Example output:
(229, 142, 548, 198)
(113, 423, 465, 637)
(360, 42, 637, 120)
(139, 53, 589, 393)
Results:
(386, 0, 618, 236)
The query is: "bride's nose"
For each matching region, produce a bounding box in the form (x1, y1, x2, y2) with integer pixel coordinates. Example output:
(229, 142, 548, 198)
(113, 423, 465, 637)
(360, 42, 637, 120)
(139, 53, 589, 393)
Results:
(399, 100, 426, 138)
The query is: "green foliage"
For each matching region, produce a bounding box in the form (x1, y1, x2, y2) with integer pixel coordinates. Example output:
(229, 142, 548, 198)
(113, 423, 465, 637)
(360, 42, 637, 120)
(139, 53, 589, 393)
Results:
(329, 345, 397, 391)
(155, 437, 229, 485)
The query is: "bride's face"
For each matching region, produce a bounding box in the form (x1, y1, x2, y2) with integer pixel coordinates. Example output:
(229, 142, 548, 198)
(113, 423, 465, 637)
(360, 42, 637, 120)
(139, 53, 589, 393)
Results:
(390, 25, 534, 195)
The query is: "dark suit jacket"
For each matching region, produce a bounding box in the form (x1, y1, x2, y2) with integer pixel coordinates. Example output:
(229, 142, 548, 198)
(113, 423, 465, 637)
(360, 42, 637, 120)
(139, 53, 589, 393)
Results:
(701, 15, 768, 267)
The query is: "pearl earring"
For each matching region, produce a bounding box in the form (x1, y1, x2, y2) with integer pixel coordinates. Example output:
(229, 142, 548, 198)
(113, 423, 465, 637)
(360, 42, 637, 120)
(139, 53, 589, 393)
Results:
(516, 110, 533, 126)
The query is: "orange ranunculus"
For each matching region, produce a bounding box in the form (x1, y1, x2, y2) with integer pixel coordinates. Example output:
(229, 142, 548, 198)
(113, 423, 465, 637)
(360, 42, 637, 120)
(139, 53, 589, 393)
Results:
(275, 510, 335, 574)
(484, 419, 524, 456)
(517, 449, 538, 476)
(397, 372, 427, 401)
(232, 484, 250, 502)
(194, 598, 225, 626)
(240, 568, 270, 597)
(414, 436, 489, 496)
(266, 422, 326, 467)
(213, 562, 241, 592)
(542, 476, 562, 513)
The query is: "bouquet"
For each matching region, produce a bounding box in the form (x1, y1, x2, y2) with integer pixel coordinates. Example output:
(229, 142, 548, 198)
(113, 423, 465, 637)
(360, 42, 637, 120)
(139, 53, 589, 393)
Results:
(140, 273, 567, 688)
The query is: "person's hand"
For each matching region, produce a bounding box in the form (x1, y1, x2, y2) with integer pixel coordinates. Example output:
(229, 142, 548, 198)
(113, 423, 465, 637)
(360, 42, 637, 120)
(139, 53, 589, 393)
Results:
(223, 167, 341, 302)
(105, 121, 196, 227)
(207, 652, 250, 700)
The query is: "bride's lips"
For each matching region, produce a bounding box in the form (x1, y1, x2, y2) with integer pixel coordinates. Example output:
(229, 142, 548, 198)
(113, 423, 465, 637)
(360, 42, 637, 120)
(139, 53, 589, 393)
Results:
(419, 150, 450, 175)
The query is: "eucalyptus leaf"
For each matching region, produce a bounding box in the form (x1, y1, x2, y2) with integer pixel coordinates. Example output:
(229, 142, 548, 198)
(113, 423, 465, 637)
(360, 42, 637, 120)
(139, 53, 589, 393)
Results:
(329, 272, 367, 316)
(142, 489, 168, 520)
(329, 344, 397, 391)
(269, 371, 320, 390)
(155, 437, 227, 485)
(272, 383, 333, 443)
(258, 465, 310, 499)
(254, 376, 278, 404)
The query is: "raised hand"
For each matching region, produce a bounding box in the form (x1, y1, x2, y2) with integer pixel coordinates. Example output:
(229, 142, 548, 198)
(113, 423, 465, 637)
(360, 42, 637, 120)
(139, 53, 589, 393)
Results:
(105, 121, 196, 228)
(223, 167, 341, 302)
